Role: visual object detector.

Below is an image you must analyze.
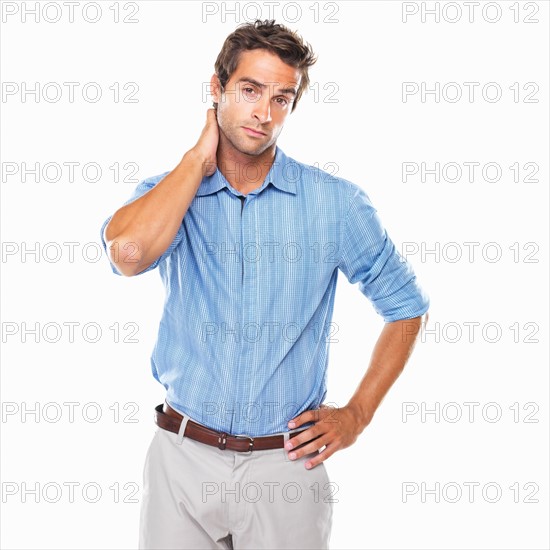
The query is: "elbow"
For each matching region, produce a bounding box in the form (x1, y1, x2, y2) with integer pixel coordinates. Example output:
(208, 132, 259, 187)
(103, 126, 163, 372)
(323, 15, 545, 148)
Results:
(112, 258, 143, 278)
(104, 230, 145, 277)
(422, 310, 429, 326)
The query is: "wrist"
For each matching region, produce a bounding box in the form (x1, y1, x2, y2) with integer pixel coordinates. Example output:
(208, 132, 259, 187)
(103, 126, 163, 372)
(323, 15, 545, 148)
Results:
(181, 148, 212, 177)
(347, 400, 374, 431)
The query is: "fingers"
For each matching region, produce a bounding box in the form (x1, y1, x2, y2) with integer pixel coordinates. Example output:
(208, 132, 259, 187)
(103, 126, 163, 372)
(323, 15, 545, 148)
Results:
(288, 436, 330, 460)
(286, 434, 331, 467)
(303, 446, 334, 469)
(205, 108, 216, 122)
(288, 409, 316, 429)
(285, 430, 323, 452)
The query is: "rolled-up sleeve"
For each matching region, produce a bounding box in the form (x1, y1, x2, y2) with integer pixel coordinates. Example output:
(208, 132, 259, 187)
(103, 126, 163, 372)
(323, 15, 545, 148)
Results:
(338, 182, 430, 322)
(100, 172, 185, 276)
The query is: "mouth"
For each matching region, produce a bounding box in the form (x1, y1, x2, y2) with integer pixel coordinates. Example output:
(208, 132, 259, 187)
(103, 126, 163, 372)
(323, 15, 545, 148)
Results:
(242, 126, 267, 137)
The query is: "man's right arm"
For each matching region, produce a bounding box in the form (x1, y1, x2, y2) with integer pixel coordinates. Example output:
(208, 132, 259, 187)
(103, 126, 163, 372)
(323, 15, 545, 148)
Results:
(103, 109, 219, 277)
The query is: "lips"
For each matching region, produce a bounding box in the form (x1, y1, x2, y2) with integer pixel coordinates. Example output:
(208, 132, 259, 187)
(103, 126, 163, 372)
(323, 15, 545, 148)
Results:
(242, 126, 266, 136)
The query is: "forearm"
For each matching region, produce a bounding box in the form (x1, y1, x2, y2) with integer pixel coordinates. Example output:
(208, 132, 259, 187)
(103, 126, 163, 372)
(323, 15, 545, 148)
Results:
(104, 149, 206, 276)
(346, 313, 428, 430)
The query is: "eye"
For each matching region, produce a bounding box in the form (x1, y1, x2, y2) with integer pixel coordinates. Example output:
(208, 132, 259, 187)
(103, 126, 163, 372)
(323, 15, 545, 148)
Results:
(276, 97, 289, 106)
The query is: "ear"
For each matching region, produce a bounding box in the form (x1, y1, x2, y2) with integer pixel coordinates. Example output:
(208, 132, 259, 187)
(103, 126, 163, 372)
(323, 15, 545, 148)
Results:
(210, 73, 221, 103)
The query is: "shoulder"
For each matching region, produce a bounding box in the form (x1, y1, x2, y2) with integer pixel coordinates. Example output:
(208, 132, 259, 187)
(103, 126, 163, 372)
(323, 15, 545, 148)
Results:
(285, 152, 375, 212)
(139, 170, 171, 189)
(123, 170, 172, 205)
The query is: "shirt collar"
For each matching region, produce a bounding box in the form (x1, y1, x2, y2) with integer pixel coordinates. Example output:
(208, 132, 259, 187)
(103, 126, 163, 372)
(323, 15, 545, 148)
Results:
(195, 145, 297, 197)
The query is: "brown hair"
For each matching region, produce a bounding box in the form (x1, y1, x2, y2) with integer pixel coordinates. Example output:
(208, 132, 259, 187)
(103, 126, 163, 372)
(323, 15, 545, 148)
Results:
(214, 19, 317, 114)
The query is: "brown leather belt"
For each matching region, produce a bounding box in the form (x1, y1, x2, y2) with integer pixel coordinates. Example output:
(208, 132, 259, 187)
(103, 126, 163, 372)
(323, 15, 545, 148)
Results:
(155, 402, 316, 452)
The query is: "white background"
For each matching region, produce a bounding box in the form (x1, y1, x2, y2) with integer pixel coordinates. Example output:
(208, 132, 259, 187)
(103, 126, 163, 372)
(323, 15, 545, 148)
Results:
(1, 1, 548, 549)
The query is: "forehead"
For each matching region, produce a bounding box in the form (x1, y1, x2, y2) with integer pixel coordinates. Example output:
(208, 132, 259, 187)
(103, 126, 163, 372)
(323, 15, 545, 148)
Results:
(230, 49, 301, 89)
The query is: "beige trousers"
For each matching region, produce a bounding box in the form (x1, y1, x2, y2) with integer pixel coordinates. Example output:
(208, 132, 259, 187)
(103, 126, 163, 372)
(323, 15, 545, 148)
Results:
(138, 406, 334, 549)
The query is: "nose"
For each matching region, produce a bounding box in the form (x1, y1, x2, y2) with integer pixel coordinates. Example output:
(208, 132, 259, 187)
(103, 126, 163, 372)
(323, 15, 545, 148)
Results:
(251, 93, 272, 125)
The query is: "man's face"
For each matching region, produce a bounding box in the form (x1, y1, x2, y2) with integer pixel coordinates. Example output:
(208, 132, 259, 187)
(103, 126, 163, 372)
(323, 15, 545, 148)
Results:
(211, 49, 301, 156)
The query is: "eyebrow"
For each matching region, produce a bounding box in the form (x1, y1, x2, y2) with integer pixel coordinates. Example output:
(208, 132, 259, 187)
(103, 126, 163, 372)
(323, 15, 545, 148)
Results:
(236, 77, 297, 96)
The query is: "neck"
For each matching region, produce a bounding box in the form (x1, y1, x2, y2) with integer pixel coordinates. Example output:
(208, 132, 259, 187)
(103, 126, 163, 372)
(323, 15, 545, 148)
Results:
(216, 135, 276, 195)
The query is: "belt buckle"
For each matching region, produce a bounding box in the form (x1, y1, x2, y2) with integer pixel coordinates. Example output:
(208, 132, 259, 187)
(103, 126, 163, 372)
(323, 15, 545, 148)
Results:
(233, 433, 255, 453)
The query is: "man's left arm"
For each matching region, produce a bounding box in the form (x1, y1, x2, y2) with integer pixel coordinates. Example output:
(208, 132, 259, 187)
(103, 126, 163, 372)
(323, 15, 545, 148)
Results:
(285, 182, 430, 469)
(285, 313, 428, 469)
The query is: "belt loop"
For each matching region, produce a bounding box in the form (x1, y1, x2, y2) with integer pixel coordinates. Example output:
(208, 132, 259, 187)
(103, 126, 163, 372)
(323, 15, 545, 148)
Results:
(176, 415, 190, 446)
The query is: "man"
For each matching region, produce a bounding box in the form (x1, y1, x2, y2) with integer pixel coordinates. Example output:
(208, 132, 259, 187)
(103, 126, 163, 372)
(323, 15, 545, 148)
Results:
(100, 19, 429, 550)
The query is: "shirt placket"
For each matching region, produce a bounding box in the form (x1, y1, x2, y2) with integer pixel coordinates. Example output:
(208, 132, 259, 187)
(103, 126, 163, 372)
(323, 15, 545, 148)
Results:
(236, 192, 256, 436)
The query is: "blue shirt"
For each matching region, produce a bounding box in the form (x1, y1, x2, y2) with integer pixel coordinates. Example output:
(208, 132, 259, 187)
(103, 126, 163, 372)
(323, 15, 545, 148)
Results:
(100, 145, 429, 437)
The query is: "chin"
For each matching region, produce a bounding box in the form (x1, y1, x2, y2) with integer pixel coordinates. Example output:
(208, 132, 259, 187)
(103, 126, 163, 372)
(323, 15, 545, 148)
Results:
(222, 127, 271, 156)
(232, 139, 266, 156)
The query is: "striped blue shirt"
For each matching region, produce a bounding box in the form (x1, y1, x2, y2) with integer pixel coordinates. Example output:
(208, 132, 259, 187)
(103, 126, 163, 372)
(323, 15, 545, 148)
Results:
(100, 145, 429, 437)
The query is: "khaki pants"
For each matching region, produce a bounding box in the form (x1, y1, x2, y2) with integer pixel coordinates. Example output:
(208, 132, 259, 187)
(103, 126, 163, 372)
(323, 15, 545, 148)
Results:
(139, 406, 334, 549)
